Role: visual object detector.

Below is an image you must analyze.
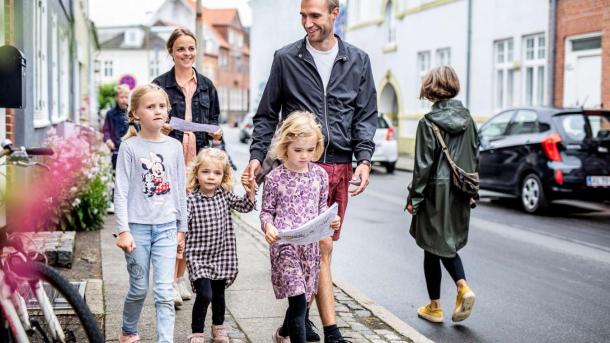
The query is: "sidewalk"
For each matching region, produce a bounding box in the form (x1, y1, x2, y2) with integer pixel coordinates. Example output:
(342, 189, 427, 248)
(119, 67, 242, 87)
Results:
(102, 212, 431, 342)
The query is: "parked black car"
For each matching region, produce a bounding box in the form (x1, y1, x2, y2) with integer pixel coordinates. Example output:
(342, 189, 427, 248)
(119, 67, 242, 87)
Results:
(478, 107, 610, 213)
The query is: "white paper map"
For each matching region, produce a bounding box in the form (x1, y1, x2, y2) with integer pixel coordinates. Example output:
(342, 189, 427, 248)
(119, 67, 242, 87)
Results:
(278, 203, 338, 245)
(169, 117, 221, 133)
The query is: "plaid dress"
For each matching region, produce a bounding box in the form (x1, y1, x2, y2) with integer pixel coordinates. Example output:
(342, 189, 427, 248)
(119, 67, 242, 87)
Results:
(186, 188, 255, 287)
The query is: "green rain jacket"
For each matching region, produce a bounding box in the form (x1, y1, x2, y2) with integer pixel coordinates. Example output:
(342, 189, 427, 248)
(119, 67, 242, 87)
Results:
(407, 99, 480, 258)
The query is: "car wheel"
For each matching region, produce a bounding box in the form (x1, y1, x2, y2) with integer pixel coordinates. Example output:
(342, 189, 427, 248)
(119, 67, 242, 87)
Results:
(384, 162, 396, 174)
(520, 173, 548, 214)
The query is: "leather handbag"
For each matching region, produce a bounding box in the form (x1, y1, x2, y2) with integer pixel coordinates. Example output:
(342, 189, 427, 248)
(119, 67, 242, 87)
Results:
(427, 120, 480, 198)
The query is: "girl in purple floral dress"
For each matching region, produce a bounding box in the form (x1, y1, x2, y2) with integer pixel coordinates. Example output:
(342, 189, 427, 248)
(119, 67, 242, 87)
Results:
(257, 112, 341, 343)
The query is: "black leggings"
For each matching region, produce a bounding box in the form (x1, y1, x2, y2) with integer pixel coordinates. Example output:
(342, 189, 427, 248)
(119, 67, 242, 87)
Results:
(191, 278, 226, 333)
(279, 294, 307, 343)
(423, 251, 466, 300)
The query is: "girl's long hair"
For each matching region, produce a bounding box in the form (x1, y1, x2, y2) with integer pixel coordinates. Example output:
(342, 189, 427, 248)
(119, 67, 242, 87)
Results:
(187, 148, 234, 193)
(122, 84, 171, 141)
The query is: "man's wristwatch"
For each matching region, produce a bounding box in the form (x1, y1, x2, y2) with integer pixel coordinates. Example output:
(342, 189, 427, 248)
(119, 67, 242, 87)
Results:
(357, 160, 372, 169)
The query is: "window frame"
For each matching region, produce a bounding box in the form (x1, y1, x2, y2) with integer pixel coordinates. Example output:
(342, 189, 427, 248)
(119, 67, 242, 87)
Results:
(522, 33, 546, 106)
(493, 38, 515, 111)
(34, 0, 50, 128)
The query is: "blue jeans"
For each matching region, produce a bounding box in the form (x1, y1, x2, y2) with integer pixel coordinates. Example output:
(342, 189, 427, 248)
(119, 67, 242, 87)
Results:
(122, 222, 177, 343)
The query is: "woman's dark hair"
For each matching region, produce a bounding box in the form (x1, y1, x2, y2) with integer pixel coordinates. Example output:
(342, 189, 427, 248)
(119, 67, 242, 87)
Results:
(166, 27, 197, 54)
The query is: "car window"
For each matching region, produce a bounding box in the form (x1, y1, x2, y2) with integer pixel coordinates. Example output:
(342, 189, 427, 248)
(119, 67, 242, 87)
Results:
(554, 112, 610, 142)
(378, 116, 390, 129)
(506, 110, 539, 135)
(479, 111, 514, 140)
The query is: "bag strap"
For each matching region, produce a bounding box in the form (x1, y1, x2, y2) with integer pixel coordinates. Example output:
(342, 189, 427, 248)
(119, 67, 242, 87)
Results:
(426, 120, 461, 175)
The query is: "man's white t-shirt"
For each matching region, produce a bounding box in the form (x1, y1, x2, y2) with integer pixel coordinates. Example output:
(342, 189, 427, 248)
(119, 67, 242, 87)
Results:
(306, 38, 339, 92)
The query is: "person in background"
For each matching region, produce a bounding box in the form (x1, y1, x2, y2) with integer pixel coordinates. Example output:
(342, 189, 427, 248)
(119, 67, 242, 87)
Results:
(153, 27, 223, 306)
(406, 66, 479, 324)
(103, 84, 130, 213)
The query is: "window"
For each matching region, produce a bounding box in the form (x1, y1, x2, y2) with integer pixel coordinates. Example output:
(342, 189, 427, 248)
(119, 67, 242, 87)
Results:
(149, 50, 161, 79)
(494, 38, 514, 110)
(436, 47, 451, 66)
(104, 61, 113, 77)
(59, 28, 70, 120)
(385, 1, 396, 44)
(417, 51, 431, 108)
(523, 33, 546, 106)
(51, 14, 59, 122)
(480, 110, 513, 142)
(506, 110, 539, 135)
(34, 0, 49, 127)
(571, 36, 601, 51)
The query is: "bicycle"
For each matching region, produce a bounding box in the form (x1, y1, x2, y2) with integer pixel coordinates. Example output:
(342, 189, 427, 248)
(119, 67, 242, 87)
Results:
(0, 139, 104, 343)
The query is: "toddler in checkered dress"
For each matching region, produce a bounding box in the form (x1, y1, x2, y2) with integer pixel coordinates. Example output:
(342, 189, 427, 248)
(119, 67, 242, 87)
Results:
(185, 148, 256, 343)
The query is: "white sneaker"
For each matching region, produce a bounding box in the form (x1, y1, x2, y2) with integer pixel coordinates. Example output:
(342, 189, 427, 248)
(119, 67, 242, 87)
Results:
(172, 282, 183, 307)
(179, 277, 192, 300)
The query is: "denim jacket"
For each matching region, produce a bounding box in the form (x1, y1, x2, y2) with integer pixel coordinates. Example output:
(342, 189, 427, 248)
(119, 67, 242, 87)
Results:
(153, 67, 220, 152)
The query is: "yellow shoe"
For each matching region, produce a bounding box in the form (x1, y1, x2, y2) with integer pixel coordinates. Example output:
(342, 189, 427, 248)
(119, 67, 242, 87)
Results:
(417, 304, 444, 323)
(452, 285, 476, 322)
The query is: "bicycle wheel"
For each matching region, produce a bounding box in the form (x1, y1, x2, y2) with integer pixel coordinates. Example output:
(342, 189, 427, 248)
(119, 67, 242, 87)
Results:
(11, 261, 103, 343)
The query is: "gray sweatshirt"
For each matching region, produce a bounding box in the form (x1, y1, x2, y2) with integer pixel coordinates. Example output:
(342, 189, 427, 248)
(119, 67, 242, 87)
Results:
(114, 135, 187, 233)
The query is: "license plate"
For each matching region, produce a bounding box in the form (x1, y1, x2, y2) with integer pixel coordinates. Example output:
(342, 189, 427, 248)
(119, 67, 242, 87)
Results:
(586, 176, 610, 187)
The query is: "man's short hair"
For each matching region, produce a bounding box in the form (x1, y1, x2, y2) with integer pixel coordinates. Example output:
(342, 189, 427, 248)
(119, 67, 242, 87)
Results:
(328, 0, 339, 12)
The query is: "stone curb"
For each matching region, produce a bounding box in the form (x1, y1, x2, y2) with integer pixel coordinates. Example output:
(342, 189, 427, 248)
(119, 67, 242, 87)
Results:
(233, 214, 433, 343)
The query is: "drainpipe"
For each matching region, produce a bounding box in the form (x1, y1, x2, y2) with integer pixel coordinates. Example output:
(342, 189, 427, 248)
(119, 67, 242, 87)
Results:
(465, 0, 472, 107)
(547, 0, 557, 107)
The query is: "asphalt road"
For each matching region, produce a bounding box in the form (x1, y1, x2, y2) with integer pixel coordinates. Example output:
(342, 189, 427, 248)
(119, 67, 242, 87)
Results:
(223, 126, 610, 343)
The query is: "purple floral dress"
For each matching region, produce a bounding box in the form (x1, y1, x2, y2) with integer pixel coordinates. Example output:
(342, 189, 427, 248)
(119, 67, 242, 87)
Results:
(260, 163, 329, 301)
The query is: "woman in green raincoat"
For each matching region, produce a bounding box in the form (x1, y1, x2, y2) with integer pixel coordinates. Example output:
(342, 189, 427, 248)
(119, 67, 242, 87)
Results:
(406, 66, 479, 324)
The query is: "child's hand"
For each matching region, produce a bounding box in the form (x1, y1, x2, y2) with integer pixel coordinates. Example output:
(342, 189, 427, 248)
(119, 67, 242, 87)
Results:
(241, 174, 258, 197)
(116, 232, 136, 253)
(264, 223, 280, 245)
(177, 232, 185, 255)
(330, 215, 341, 231)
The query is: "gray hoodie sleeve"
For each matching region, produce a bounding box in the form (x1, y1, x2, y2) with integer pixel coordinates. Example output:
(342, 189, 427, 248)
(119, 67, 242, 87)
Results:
(175, 149, 188, 232)
(114, 142, 132, 233)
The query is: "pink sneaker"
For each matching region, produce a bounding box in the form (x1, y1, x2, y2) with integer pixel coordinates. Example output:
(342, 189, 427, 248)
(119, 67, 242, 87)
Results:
(272, 327, 290, 343)
(211, 324, 229, 343)
(118, 331, 140, 343)
(187, 332, 206, 343)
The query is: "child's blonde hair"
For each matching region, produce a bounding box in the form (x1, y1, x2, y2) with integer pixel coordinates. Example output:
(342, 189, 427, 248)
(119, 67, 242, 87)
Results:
(271, 111, 324, 162)
(122, 84, 171, 140)
(187, 148, 234, 193)
(419, 65, 460, 102)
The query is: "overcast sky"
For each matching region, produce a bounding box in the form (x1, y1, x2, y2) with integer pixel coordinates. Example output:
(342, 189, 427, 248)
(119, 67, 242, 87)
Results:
(89, 0, 252, 27)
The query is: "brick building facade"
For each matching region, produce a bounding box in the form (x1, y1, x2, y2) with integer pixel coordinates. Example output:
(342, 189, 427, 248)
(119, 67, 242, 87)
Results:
(554, 0, 609, 108)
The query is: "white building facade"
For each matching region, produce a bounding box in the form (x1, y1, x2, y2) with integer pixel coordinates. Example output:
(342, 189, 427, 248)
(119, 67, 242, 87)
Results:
(249, 0, 303, 112)
(346, 0, 549, 154)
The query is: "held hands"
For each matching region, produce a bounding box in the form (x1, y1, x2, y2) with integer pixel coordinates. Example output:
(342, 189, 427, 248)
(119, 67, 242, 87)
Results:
(116, 232, 136, 253)
(330, 215, 341, 231)
(177, 232, 186, 255)
(349, 163, 371, 197)
(240, 173, 258, 201)
(244, 160, 262, 183)
(264, 223, 280, 245)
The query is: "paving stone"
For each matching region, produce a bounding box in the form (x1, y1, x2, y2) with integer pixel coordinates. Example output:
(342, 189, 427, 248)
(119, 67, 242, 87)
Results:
(355, 309, 372, 317)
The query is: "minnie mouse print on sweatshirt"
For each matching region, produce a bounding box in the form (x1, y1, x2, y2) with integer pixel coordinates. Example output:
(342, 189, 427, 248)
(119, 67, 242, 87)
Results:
(114, 135, 187, 234)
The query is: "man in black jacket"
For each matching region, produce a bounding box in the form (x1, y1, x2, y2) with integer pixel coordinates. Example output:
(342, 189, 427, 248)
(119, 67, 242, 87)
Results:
(244, 0, 378, 341)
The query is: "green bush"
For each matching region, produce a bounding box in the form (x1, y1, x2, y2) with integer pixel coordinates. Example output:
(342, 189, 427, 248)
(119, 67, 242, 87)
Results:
(98, 82, 118, 110)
